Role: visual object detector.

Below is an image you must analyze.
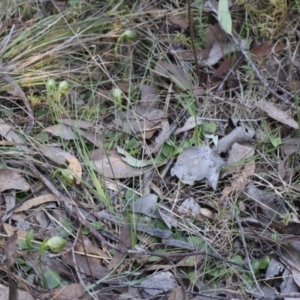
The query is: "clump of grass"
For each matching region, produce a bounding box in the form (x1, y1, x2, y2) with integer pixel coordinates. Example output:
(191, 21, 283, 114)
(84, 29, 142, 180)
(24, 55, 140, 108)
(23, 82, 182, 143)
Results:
(237, 0, 288, 41)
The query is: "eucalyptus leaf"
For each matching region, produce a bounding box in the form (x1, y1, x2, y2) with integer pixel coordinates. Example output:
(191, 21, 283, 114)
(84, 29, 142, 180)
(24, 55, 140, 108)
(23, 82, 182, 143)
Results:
(117, 146, 165, 167)
(218, 0, 232, 35)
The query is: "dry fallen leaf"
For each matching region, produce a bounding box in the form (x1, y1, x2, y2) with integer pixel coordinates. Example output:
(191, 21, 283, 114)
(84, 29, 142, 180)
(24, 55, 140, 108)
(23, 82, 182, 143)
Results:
(0, 284, 34, 300)
(279, 241, 300, 291)
(280, 269, 299, 297)
(213, 57, 235, 78)
(281, 138, 299, 156)
(168, 286, 185, 300)
(148, 120, 171, 154)
(114, 105, 165, 139)
(174, 116, 204, 135)
(202, 40, 246, 66)
(3, 192, 16, 222)
(140, 84, 160, 108)
(75, 236, 109, 259)
(172, 48, 210, 61)
(154, 60, 191, 89)
(0, 169, 30, 192)
(243, 182, 287, 222)
(220, 161, 255, 204)
(63, 251, 107, 279)
(132, 194, 159, 218)
(251, 44, 286, 61)
(171, 146, 224, 189)
(58, 119, 95, 130)
(52, 284, 87, 300)
(14, 194, 57, 212)
(178, 197, 201, 216)
(92, 150, 150, 178)
(5, 231, 18, 300)
(158, 205, 177, 229)
(168, 13, 188, 29)
(257, 99, 299, 129)
(0, 120, 29, 151)
(43, 124, 79, 140)
(200, 208, 214, 219)
(222, 143, 255, 177)
(140, 271, 177, 298)
(79, 129, 103, 149)
(3, 223, 28, 240)
(265, 258, 285, 280)
(38, 145, 82, 184)
(215, 122, 255, 154)
(205, 23, 227, 48)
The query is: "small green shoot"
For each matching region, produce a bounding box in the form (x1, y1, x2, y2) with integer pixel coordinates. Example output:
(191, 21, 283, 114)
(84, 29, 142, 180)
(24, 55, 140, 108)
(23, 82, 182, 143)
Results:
(281, 212, 293, 226)
(19, 230, 35, 250)
(269, 134, 281, 148)
(251, 256, 270, 274)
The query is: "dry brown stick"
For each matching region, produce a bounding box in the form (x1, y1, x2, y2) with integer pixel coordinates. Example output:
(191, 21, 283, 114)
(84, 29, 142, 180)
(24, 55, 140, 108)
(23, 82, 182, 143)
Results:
(234, 210, 263, 296)
(0, 69, 34, 134)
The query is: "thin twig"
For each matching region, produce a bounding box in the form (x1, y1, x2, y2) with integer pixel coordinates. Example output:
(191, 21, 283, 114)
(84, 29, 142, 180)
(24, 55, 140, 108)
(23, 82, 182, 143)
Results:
(217, 53, 244, 92)
(71, 225, 98, 300)
(234, 208, 264, 296)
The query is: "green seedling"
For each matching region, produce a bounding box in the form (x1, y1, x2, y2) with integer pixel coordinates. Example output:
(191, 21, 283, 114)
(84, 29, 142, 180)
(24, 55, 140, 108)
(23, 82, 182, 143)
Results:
(269, 134, 281, 148)
(19, 230, 35, 250)
(251, 256, 270, 274)
(281, 212, 293, 226)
